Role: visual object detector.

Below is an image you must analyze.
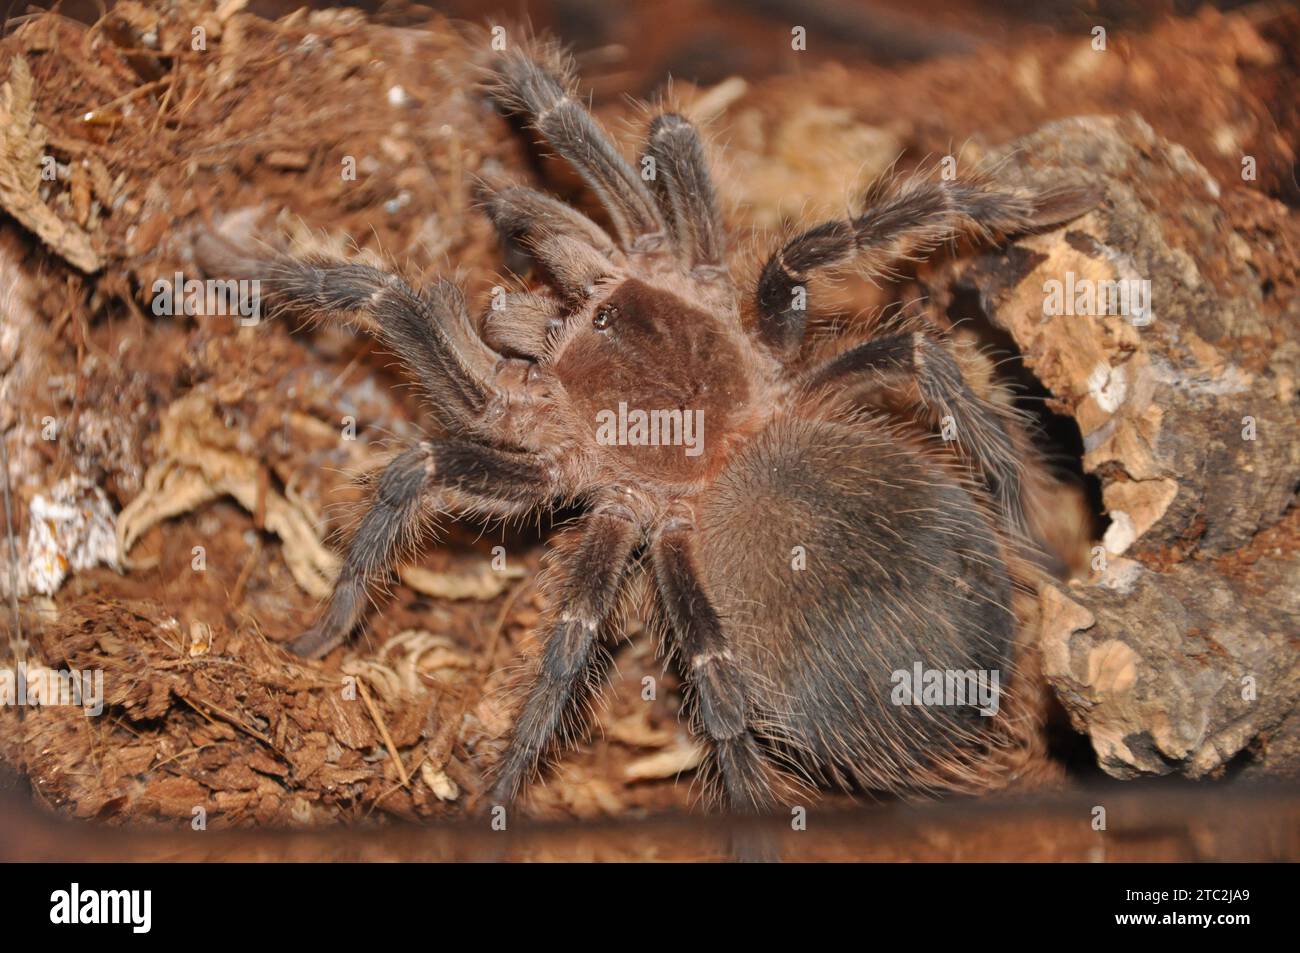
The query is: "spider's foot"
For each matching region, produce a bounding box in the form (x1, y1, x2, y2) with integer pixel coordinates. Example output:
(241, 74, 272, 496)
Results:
(483, 770, 522, 814)
(730, 824, 783, 863)
(287, 625, 344, 659)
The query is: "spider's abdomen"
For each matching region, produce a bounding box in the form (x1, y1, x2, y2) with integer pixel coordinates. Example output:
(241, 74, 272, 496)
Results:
(691, 415, 1017, 793)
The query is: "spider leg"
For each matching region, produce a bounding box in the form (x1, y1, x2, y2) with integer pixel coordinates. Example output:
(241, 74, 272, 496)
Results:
(483, 189, 619, 301)
(755, 175, 1095, 355)
(481, 182, 619, 262)
(488, 508, 639, 804)
(652, 521, 782, 814)
(270, 257, 508, 431)
(645, 113, 725, 273)
(291, 439, 552, 659)
(803, 331, 1028, 532)
(491, 48, 668, 252)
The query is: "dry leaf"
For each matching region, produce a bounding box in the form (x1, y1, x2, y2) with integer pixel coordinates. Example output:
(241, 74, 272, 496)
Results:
(0, 58, 101, 272)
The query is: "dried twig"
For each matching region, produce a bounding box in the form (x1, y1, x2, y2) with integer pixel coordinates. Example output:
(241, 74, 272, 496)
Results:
(179, 693, 277, 751)
(357, 680, 410, 787)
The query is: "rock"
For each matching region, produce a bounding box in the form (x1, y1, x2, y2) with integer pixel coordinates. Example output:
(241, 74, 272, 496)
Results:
(951, 114, 1300, 778)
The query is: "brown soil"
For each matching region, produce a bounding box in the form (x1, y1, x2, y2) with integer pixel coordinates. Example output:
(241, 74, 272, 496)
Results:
(0, 1, 1296, 860)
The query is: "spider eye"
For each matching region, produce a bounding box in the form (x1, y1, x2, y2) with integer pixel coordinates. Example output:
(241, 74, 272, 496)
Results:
(593, 305, 617, 331)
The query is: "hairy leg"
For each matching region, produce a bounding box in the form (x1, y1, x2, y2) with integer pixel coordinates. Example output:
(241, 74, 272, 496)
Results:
(803, 330, 1027, 531)
(645, 113, 725, 273)
(269, 257, 507, 430)
(480, 183, 621, 302)
(488, 507, 640, 803)
(480, 181, 619, 261)
(652, 520, 782, 814)
(755, 174, 1095, 354)
(490, 47, 667, 252)
(292, 439, 552, 658)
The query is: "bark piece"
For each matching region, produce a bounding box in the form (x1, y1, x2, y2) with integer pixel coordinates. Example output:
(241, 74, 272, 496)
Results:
(952, 115, 1300, 778)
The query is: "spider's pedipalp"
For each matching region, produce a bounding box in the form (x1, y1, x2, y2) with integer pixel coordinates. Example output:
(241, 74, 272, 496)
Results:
(755, 174, 1096, 356)
(290, 439, 551, 659)
(489, 508, 640, 804)
(490, 48, 668, 252)
(479, 289, 563, 360)
(646, 112, 725, 272)
(803, 330, 1029, 533)
(269, 256, 500, 427)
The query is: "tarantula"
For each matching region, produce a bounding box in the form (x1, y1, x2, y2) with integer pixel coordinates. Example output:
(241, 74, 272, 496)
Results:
(269, 44, 1092, 813)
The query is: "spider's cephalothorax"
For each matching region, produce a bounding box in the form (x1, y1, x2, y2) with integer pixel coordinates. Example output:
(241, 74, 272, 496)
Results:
(273, 43, 1093, 812)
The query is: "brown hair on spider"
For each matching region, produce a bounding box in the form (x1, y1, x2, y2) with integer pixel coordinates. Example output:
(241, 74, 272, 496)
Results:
(261, 37, 1096, 817)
